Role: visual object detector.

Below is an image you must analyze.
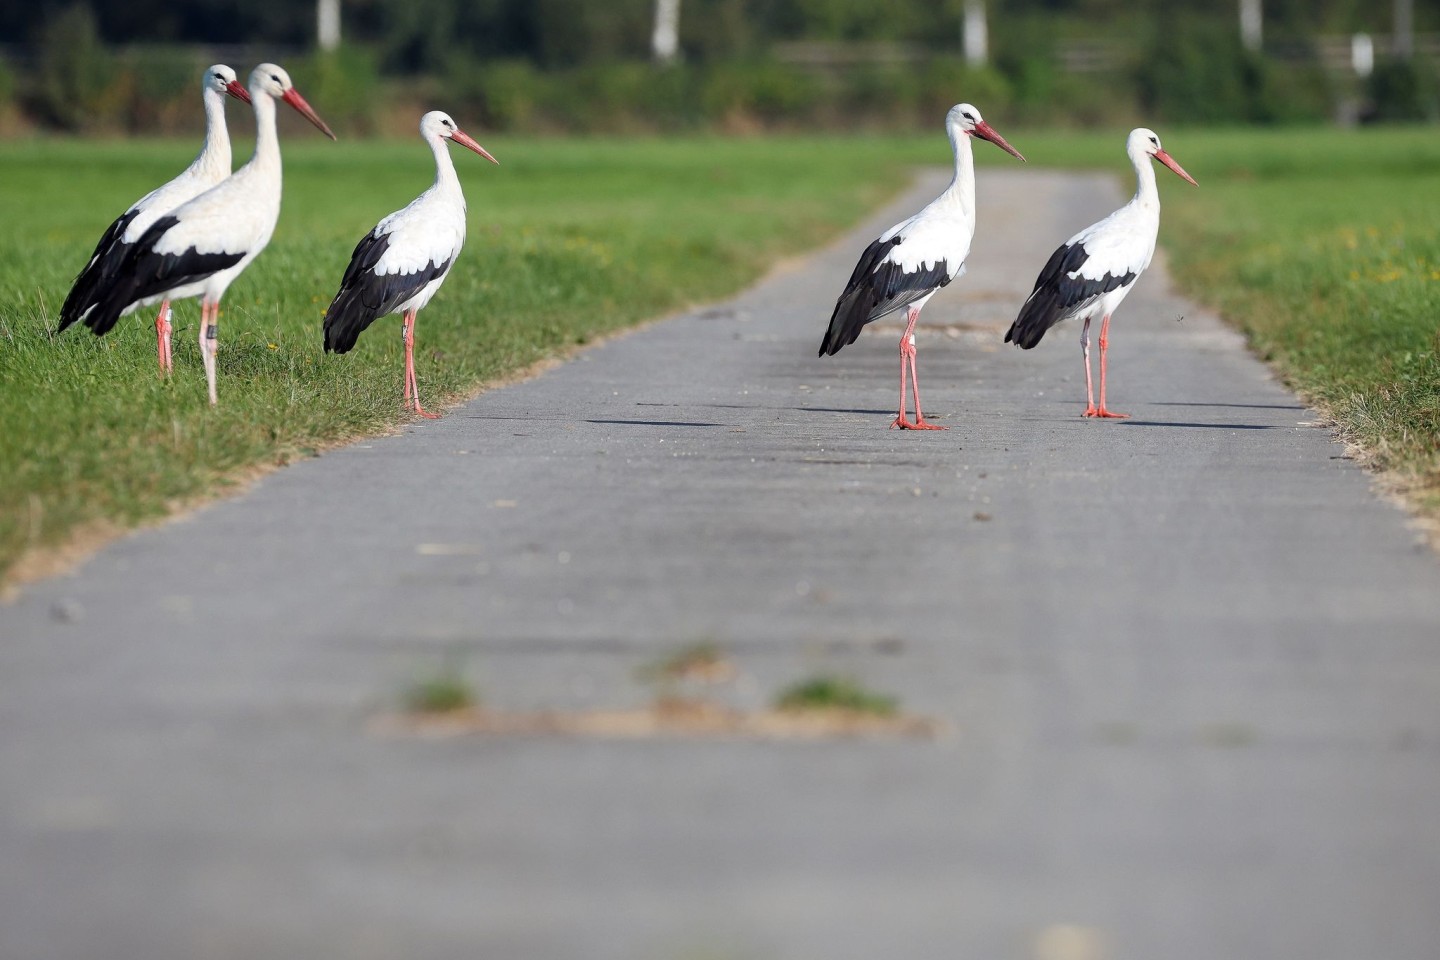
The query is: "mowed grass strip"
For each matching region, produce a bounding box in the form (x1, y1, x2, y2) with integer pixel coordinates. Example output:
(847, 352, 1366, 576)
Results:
(0, 133, 958, 584)
(1164, 129, 1440, 518)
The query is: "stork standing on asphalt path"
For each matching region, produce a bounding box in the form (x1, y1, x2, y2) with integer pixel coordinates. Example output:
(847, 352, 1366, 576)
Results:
(80, 64, 336, 406)
(321, 111, 498, 419)
(1005, 127, 1197, 418)
(57, 65, 251, 374)
(818, 103, 1025, 430)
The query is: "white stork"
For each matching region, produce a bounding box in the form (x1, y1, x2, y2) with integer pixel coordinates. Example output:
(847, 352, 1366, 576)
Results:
(819, 103, 1025, 430)
(321, 111, 498, 419)
(57, 64, 250, 373)
(81, 64, 336, 405)
(1005, 127, 1197, 418)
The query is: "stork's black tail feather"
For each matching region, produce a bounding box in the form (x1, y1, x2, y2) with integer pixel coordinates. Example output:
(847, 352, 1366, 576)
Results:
(1005, 241, 1136, 350)
(322, 288, 379, 355)
(819, 234, 900, 357)
(322, 231, 453, 355)
(1004, 294, 1064, 350)
(80, 215, 244, 336)
(79, 216, 244, 337)
(1004, 242, 1079, 350)
(818, 233, 950, 358)
(57, 210, 139, 334)
(818, 286, 878, 357)
(83, 270, 148, 338)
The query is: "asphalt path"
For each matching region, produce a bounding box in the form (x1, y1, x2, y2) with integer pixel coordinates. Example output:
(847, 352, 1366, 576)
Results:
(4, 168, 1440, 960)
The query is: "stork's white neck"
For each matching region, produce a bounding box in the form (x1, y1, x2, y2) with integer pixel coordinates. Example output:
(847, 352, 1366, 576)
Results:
(237, 90, 282, 185)
(939, 123, 978, 221)
(1128, 141, 1161, 213)
(428, 134, 465, 205)
(188, 87, 233, 181)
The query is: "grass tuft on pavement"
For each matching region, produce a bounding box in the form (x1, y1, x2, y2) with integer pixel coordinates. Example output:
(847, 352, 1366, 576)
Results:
(775, 674, 898, 717)
(403, 663, 477, 715)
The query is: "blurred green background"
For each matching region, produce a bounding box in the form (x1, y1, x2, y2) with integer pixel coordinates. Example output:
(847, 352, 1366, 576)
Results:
(0, 0, 1435, 138)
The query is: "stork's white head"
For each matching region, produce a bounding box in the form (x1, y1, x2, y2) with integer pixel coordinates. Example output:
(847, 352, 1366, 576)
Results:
(946, 103, 1026, 162)
(205, 64, 250, 105)
(421, 110, 499, 165)
(247, 63, 337, 141)
(1129, 127, 1197, 185)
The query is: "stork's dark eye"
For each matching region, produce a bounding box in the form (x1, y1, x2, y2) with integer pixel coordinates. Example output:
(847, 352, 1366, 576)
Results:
(963, 112, 975, 121)
(1150, 136, 1159, 145)
(271, 74, 282, 83)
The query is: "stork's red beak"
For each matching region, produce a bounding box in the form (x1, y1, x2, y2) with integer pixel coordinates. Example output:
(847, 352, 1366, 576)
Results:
(281, 87, 337, 141)
(450, 128, 499, 165)
(974, 121, 1026, 163)
(225, 80, 251, 104)
(1154, 149, 1197, 186)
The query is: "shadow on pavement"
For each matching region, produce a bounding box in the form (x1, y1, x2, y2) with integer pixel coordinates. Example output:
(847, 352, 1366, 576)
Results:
(1122, 421, 1276, 430)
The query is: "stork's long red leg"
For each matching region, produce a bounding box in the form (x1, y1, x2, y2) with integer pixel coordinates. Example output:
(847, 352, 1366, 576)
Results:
(892, 334, 913, 429)
(1080, 316, 1099, 416)
(199, 300, 219, 406)
(906, 340, 945, 430)
(155, 300, 173, 376)
(1088, 313, 1128, 419)
(402, 310, 440, 419)
(401, 312, 415, 406)
(891, 305, 944, 431)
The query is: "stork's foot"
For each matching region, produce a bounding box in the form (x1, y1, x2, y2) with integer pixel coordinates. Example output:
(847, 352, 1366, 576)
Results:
(1083, 406, 1129, 419)
(408, 402, 442, 420)
(891, 415, 946, 431)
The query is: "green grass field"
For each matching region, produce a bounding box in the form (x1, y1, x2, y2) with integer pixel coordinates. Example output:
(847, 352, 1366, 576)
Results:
(3, 126, 1438, 586)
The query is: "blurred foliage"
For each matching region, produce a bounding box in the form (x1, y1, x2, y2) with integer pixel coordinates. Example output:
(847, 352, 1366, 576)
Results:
(0, 55, 14, 108)
(438, 58, 1027, 134)
(290, 47, 384, 134)
(32, 4, 116, 131)
(1136, 13, 1332, 124)
(1367, 57, 1440, 122)
(3, 0, 1436, 60)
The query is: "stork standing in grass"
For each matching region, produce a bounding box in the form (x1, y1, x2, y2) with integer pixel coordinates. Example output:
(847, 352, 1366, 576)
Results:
(322, 111, 498, 419)
(57, 65, 251, 373)
(80, 64, 336, 406)
(819, 103, 1025, 430)
(1005, 127, 1197, 418)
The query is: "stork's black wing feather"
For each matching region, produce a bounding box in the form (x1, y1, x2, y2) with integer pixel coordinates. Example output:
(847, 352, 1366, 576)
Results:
(82, 215, 246, 337)
(322, 231, 452, 354)
(818, 234, 951, 357)
(1004, 242, 1135, 349)
(58, 208, 140, 333)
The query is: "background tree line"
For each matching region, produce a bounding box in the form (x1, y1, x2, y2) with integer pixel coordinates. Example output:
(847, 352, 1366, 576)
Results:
(0, 0, 1435, 135)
